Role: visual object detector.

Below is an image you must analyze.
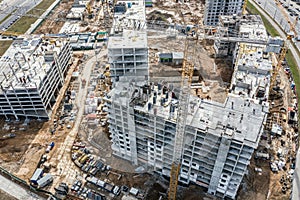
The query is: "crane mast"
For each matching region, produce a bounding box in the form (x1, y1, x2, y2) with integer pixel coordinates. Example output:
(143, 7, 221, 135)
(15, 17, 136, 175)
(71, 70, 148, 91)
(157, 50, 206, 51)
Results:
(168, 32, 195, 199)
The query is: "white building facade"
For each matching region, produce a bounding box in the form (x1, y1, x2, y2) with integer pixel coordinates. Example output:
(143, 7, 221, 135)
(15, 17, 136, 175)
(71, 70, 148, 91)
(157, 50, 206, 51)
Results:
(108, 0, 148, 80)
(0, 35, 72, 120)
(204, 0, 245, 26)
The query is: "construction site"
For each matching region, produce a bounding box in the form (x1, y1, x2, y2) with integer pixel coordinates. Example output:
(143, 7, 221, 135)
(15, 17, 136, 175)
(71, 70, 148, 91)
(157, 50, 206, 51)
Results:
(0, 0, 298, 200)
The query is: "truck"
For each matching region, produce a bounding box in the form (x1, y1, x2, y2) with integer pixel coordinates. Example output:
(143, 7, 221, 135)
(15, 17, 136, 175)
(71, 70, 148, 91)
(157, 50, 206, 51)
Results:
(30, 168, 44, 185)
(113, 186, 121, 196)
(46, 142, 55, 153)
(74, 159, 83, 168)
(79, 155, 89, 164)
(97, 179, 105, 188)
(104, 183, 114, 193)
(87, 176, 98, 185)
(37, 174, 53, 188)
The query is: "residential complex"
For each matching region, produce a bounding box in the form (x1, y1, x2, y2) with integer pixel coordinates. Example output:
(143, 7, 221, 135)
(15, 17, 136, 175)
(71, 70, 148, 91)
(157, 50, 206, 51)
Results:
(214, 15, 261, 56)
(0, 35, 72, 120)
(105, 12, 274, 199)
(214, 15, 282, 57)
(204, 0, 245, 26)
(108, 0, 148, 79)
(0, 0, 296, 199)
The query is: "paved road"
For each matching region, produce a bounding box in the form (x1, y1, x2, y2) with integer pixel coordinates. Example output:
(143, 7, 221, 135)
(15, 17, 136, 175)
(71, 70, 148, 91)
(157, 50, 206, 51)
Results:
(255, 0, 300, 50)
(249, 1, 300, 199)
(0, 174, 44, 199)
(249, 0, 300, 66)
(255, 0, 300, 33)
(0, 0, 42, 32)
(51, 48, 108, 191)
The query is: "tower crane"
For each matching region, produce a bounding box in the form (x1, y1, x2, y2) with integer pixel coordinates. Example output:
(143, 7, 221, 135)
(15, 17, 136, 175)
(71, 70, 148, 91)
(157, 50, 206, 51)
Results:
(242, 0, 248, 15)
(114, 12, 284, 199)
(274, 0, 298, 37)
(269, 35, 291, 92)
(168, 36, 195, 200)
(168, 11, 199, 200)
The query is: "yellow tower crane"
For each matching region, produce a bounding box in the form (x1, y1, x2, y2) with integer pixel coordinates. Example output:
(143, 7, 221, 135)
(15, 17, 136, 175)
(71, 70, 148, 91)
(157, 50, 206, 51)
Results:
(275, 0, 298, 37)
(168, 13, 199, 200)
(242, 0, 248, 15)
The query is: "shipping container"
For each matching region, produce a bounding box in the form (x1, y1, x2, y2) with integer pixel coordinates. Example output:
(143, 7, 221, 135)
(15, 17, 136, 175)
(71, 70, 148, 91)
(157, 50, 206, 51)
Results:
(37, 174, 53, 188)
(30, 168, 43, 185)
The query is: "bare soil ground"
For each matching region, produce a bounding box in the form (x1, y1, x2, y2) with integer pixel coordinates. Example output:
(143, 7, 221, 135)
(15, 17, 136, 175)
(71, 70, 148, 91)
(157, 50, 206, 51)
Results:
(238, 158, 270, 200)
(146, 0, 204, 25)
(148, 36, 230, 103)
(34, 0, 74, 34)
(0, 118, 44, 173)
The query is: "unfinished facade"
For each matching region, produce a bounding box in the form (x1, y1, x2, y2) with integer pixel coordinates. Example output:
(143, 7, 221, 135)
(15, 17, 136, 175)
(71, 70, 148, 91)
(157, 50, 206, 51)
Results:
(106, 77, 269, 199)
(0, 35, 72, 120)
(214, 15, 269, 57)
(105, 13, 276, 198)
(204, 0, 245, 26)
(108, 0, 148, 79)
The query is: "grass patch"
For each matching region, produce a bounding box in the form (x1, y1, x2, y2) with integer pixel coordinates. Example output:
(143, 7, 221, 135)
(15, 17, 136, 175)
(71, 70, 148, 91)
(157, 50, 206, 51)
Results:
(286, 51, 300, 114)
(0, 40, 13, 56)
(247, 1, 300, 124)
(246, 1, 280, 37)
(6, 0, 56, 34)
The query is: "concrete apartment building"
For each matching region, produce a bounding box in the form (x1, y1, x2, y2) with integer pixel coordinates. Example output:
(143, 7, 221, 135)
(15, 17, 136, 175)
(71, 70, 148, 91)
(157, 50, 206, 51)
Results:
(204, 0, 245, 26)
(108, 0, 148, 80)
(214, 15, 282, 57)
(106, 77, 269, 199)
(0, 35, 72, 120)
(105, 13, 275, 198)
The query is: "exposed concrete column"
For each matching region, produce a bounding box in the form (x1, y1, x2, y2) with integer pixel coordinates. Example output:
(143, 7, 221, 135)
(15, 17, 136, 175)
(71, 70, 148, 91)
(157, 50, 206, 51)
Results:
(127, 106, 138, 165)
(208, 136, 231, 195)
(0, 86, 18, 121)
(53, 52, 64, 85)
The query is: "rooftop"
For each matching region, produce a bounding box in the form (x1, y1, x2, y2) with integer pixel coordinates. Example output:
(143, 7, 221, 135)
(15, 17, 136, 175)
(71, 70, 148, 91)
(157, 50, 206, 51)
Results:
(111, 0, 146, 35)
(239, 23, 268, 41)
(107, 76, 268, 147)
(108, 30, 147, 49)
(0, 35, 68, 92)
(220, 15, 263, 25)
(230, 43, 272, 101)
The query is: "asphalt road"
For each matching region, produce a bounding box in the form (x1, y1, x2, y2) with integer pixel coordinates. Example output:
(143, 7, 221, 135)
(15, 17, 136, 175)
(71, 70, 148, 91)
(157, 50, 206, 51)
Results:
(0, 0, 42, 32)
(249, 1, 300, 199)
(250, 0, 300, 66)
(255, 0, 300, 50)
(0, 174, 44, 199)
(256, 0, 300, 33)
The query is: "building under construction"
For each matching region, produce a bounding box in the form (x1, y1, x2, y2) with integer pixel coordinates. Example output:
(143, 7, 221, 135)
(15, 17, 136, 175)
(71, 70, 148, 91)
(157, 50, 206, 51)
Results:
(0, 35, 72, 120)
(204, 0, 245, 26)
(105, 5, 277, 198)
(108, 0, 148, 79)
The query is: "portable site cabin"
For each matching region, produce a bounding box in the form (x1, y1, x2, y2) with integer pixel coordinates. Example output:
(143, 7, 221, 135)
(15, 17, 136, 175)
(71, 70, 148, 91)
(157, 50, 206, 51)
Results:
(129, 187, 139, 196)
(30, 168, 44, 185)
(37, 174, 53, 188)
(159, 53, 172, 63)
